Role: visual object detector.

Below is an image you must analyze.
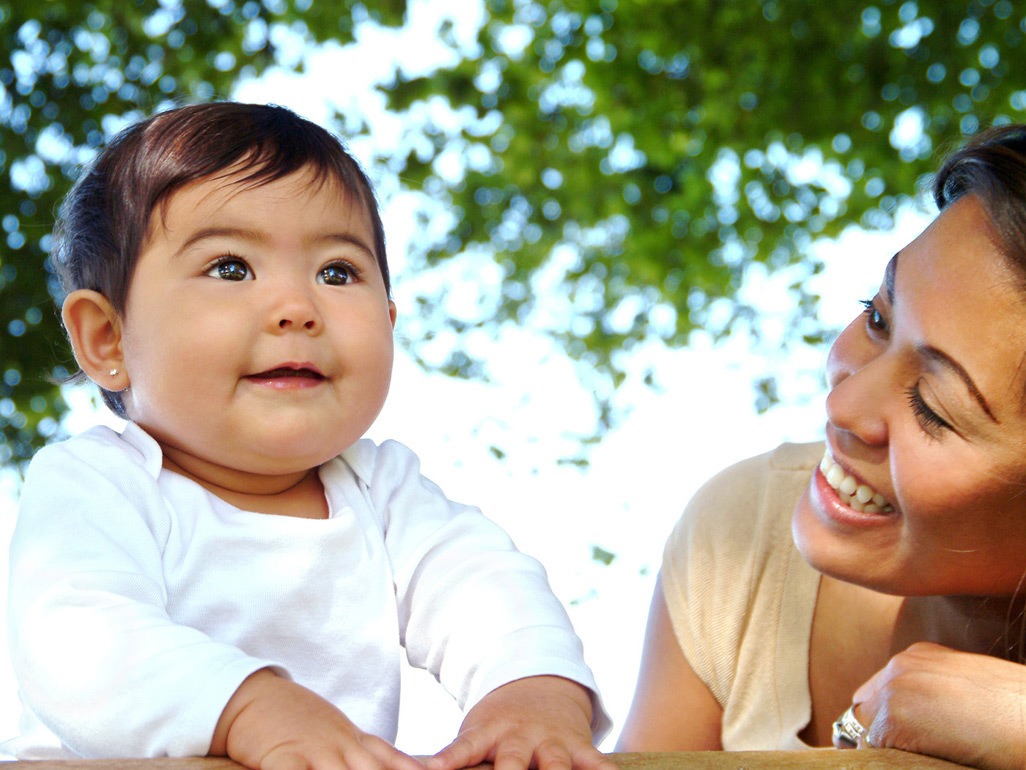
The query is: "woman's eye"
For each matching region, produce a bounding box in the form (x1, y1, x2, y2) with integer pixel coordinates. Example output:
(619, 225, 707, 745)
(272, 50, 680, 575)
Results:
(206, 258, 251, 281)
(318, 262, 356, 286)
(860, 298, 887, 334)
(906, 384, 953, 438)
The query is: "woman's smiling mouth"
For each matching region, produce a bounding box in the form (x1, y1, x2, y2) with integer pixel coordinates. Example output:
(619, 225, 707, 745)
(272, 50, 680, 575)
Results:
(819, 451, 894, 513)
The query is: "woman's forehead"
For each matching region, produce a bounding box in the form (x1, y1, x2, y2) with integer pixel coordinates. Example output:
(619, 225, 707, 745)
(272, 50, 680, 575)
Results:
(895, 196, 1026, 417)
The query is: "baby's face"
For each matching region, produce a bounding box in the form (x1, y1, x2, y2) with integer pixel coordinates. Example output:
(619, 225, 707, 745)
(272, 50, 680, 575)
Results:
(117, 165, 396, 485)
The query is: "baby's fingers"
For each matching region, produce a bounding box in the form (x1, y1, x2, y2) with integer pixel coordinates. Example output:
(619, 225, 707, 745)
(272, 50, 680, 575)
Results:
(363, 735, 427, 770)
(258, 734, 421, 770)
(565, 745, 618, 770)
(427, 731, 489, 770)
(260, 743, 371, 770)
(528, 739, 572, 770)
(528, 738, 617, 770)
(492, 734, 536, 770)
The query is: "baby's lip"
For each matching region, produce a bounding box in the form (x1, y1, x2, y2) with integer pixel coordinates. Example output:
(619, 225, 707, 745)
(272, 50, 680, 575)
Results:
(246, 363, 325, 380)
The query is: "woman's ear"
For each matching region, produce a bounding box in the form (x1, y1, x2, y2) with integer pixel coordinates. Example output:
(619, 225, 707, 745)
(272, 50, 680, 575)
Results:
(61, 290, 128, 392)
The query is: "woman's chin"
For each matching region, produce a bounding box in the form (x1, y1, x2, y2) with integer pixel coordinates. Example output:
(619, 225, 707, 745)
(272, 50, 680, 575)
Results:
(791, 485, 906, 595)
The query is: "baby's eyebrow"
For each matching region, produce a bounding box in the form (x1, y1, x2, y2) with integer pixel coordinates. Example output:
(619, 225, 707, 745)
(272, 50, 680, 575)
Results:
(173, 227, 376, 259)
(313, 232, 377, 259)
(174, 226, 261, 257)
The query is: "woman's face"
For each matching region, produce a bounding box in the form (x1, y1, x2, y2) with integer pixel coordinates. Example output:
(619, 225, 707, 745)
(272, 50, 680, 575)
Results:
(793, 194, 1026, 596)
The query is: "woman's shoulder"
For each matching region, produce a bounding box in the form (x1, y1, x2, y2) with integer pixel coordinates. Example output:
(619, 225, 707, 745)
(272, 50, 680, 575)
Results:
(660, 441, 823, 718)
(679, 441, 823, 528)
(661, 439, 824, 628)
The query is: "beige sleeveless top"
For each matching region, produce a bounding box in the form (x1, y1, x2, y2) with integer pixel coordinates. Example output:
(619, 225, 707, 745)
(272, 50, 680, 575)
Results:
(661, 441, 824, 749)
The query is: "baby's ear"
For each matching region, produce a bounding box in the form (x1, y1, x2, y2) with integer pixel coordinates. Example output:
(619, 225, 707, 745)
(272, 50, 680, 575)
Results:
(61, 290, 127, 392)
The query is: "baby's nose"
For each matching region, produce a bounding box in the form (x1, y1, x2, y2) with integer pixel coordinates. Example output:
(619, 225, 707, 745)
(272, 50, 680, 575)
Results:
(279, 316, 317, 330)
(271, 289, 322, 333)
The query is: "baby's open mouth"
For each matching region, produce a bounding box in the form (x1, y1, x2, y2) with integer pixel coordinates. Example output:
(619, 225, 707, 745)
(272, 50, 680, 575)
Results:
(819, 451, 894, 513)
(247, 367, 325, 380)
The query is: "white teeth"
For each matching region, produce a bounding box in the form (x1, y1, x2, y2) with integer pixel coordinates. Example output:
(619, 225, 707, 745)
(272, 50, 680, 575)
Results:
(819, 451, 894, 513)
(826, 464, 845, 489)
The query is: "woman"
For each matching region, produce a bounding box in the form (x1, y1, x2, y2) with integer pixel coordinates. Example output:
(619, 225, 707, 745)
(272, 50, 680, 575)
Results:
(617, 125, 1026, 770)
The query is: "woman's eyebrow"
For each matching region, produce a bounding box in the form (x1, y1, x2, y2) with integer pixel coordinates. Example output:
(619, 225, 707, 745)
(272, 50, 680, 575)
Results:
(916, 343, 998, 423)
(889, 250, 997, 422)
(884, 252, 897, 304)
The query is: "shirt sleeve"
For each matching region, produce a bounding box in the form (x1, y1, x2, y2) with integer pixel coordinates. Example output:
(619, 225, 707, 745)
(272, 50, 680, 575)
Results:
(358, 440, 610, 741)
(8, 433, 280, 758)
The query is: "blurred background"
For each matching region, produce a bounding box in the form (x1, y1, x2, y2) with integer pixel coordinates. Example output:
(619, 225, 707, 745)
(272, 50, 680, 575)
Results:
(0, 0, 1014, 752)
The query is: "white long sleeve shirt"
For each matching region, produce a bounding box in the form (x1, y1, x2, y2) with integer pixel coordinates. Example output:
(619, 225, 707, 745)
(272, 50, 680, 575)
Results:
(7, 422, 606, 759)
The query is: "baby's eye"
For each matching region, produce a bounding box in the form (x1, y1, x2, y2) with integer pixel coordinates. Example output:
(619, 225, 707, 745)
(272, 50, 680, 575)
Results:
(318, 262, 357, 286)
(205, 257, 252, 281)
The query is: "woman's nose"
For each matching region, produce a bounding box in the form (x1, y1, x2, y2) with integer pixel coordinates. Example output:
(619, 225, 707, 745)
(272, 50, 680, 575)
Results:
(824, 319, 888, 447)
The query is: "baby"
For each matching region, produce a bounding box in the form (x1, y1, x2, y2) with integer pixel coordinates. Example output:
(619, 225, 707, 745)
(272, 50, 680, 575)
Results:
(7, 102, 612, 770)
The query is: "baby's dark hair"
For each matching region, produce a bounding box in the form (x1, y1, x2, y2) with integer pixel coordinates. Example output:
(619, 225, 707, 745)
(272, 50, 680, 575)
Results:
(933, 123, 1026, 273)
(51, 101, 388, 416)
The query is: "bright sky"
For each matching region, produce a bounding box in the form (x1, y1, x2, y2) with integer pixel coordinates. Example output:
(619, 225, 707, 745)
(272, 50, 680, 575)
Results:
(0, 0, 938, 756)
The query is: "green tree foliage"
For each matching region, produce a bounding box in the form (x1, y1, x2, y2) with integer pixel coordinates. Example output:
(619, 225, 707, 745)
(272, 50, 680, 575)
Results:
(382, 0, 1026, 404)
(0, 0, 404, 469)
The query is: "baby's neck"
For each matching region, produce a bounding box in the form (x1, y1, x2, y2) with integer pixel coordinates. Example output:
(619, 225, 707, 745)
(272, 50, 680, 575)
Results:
(161, 454, 329, 519)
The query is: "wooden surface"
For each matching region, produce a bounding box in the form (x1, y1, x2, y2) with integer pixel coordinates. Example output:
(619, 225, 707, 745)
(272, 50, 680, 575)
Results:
(0, 751, 974, 769)
(614, 750, 972, 768)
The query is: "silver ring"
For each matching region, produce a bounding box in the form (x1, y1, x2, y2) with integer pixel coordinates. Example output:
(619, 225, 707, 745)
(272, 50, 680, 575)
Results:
(832, 704, 867, 748)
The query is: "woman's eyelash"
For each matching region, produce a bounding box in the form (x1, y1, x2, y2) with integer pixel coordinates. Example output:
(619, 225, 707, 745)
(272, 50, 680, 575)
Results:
(906, 385, 952, 435)
(858, 297, 950, 438)
(860, 297, 888, 332)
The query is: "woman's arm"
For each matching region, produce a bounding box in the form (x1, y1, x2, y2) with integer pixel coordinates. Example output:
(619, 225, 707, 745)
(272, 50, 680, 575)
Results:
(615, 575, 723, 751)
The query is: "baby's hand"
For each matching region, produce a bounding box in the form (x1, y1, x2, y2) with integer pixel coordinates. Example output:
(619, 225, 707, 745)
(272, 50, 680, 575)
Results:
(427, 676, 616, 770)
(211, 669, 425, 770)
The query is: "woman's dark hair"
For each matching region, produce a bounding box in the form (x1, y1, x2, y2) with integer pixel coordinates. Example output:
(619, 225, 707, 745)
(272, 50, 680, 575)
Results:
(933, 123, 1026, 272)
(51, 101, 388, 416)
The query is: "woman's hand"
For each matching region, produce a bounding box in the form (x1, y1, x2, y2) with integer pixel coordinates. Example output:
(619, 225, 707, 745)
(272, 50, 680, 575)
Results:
(211, 669, 426, 770)
(852, 642, 1026, 770)
(426, 676, 616, 770)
